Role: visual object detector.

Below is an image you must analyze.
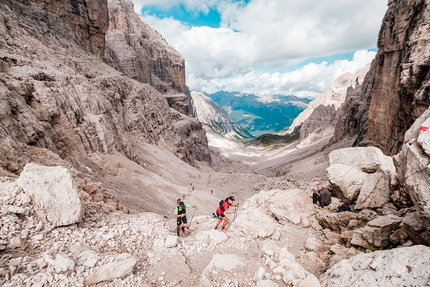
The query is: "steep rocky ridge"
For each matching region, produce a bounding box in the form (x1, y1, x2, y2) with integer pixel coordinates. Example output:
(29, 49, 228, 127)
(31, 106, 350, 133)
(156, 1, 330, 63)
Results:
(334, 0, 430, 155)
(284, 65, 370, 149)
(0, 0, 211, 213)
(105, 0, 186, 96)
(2, 0, 108, 58)
(103, 0, 210, 165)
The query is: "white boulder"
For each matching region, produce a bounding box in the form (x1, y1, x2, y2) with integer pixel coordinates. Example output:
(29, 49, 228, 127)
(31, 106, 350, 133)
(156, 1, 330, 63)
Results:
(16, 163, 83, 227)
(320, 245, 430, 286)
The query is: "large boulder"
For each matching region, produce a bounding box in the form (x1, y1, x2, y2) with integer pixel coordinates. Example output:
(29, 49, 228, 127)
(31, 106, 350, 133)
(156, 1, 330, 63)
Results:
(16, 163, 83, 227)
(268, 189, 315, 226)
(396, 108, 430, 245)
(316, 210, 376, 232)
(232, 189, 315, 239)
(320, 245, 430, 287)
(84, 253, 137, 285)
(361, 215, 403, 249)
(327, 147, 396, 209)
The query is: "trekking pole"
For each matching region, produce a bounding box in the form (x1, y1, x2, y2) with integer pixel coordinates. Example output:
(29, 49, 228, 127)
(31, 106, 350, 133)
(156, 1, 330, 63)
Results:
(233, 203, 239, 222)
(163, 209, 173, 219)
(163, 198, 181, 219)
(188, 209, 197, 228)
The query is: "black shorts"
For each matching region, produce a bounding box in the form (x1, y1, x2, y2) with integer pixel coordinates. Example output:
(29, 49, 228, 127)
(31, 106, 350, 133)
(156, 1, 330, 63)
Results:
(216, 212, 225, 218)
(177, 216, 187, 226)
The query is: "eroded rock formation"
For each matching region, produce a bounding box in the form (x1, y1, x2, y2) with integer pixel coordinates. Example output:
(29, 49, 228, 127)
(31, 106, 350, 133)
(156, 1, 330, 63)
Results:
(0, 0, 211, 179)
(2, 0, 108, 58)
(105, 0, 186, 95)
(335, 0, 430, 155)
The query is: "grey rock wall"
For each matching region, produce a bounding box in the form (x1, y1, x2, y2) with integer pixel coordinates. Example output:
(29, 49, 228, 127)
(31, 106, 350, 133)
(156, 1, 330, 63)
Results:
(334, 0, 430, 155)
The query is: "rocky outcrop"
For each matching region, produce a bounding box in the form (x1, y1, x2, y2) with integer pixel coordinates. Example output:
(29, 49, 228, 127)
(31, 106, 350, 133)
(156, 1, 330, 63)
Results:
(332, 66, 376, 145)
(289, 64, 370, 148)
(334, 0, 430, 155)
(299, 104, 336, 141)
(320, 245, 430, 287)
(0, 0, 212, 179)
(102, 0, 211, 165)
(172, 109, 212, 164)
(2, 0, 108, 58)
(16, 163, 84, 227)
(395, 107, 430, 245)
(327, 147, 397, 208)
(0, 0, 177, 172)
(105, 0, 186, 95)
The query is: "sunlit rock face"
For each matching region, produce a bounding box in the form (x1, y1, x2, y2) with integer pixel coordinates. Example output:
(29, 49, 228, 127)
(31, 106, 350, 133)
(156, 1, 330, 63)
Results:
(3, 0, 109, 58)
(334, 0, 430, 155)
(0, 0, 211, 177)
(105, 0, 186, 95)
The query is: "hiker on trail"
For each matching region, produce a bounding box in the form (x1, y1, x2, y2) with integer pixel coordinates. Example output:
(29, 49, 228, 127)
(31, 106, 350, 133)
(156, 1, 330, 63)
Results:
(175, 201, 198, 236)
(312, 182, 331, 208)
(214, 196, 237, 232)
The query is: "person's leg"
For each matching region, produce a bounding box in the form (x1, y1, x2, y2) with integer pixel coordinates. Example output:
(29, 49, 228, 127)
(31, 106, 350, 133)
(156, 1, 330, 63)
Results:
(215, 214, 223, 230)
(221, 217, 229, 232)
(182, 217, 188, 233)
(177, 218, 182, 236)
(312, 192, 321, 205)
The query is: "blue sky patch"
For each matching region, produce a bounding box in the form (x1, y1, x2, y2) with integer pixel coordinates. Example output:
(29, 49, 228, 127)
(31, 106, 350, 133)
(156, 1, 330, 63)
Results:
(141, 4, 222, 28)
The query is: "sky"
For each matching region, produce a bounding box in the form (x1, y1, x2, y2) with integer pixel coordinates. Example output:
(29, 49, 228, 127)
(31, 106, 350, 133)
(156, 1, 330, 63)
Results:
(130, 0, 388, 98)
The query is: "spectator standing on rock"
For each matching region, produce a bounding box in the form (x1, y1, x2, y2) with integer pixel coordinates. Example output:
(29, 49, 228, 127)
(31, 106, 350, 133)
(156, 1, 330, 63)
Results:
(175, 201, 198, 236)
(312, 182, 331, 208)
(214, 196, 237, 232)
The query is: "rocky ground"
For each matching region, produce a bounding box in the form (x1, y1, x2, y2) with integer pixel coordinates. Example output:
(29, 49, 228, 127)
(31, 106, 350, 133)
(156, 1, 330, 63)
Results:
(2, 130, 430, 287)
(0, 131, 336, 286)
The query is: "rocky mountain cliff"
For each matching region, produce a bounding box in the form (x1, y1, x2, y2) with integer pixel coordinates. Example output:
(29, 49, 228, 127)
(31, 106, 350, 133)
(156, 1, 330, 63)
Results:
(0, 0, 213, 218)
(105, 0, 186, 96)
(334, 0, 430, 155)
(0, 0, 210, 176)
(287, 65, 370, 148)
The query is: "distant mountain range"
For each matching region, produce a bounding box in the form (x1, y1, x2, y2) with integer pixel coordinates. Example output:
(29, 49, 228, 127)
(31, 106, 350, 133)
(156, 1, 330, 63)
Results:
(204, 91, 312, 137)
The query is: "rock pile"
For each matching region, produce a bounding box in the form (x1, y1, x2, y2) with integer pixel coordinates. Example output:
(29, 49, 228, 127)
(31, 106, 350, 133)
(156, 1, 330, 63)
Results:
(2, 161, 430, 286)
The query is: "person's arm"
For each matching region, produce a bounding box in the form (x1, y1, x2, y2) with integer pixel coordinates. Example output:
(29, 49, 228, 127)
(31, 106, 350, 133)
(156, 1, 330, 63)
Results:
(175, 207, 182, 218)
(190, 204, 198, 210)
(226, 203, 237, 214)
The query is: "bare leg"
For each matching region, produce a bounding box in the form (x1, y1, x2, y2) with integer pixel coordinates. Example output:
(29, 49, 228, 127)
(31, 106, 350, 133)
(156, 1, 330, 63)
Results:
(221, 217, 229, 231)
(215, 218, 222, 230)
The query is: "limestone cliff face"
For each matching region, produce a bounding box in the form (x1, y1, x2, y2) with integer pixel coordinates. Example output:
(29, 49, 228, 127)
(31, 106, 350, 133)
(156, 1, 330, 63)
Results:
(333, 61, 377, 144)
(0, 0, 210, 178)
(2, 0, 108, 58)
(105, 0, 186, 95)
(103, 0, 210, 165)
(334, 0, 430, 155)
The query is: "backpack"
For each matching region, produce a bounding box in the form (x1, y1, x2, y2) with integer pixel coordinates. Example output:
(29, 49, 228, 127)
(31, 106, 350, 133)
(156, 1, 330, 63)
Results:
(337, 203, 352, 212)
(219, 199, 225, 211)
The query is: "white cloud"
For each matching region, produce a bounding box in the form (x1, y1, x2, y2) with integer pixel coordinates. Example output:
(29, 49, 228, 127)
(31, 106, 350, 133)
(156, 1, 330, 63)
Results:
(135, 0, 387, 96)
(186, 50, 376, 97)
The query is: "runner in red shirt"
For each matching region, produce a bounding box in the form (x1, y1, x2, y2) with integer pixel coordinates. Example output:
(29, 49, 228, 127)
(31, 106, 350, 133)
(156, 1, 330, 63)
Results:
(214, 196, 237, 232)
